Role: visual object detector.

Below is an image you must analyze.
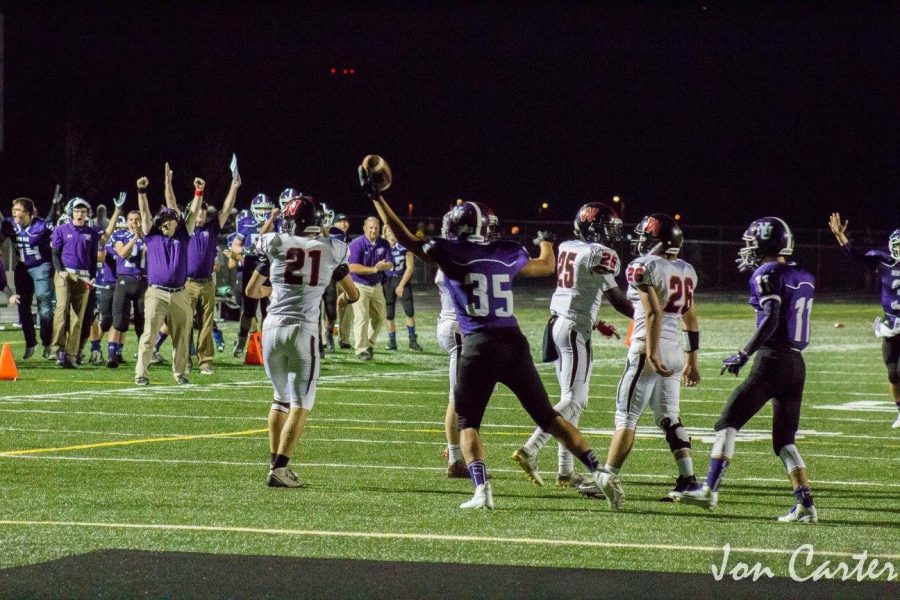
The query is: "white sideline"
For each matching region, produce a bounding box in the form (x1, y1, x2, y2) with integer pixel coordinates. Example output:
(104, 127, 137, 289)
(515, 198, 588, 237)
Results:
(0, 519, 898, 561)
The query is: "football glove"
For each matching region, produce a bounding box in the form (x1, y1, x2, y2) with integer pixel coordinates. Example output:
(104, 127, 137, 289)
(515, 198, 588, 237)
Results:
(358, 165, 380, 199)
(721, 351, 749, 376)
(593, 320, 620, 339)
(114, 192, 127, 209)
(533, 230, 556, 246)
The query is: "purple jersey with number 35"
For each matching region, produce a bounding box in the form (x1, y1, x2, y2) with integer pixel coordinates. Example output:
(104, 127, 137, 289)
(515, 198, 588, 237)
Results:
(423, 238, 530, 334)
(749, 261, 816, 351)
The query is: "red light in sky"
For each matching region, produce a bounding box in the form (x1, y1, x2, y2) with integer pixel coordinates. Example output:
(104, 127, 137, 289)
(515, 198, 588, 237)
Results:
(330, 67, 337, 74)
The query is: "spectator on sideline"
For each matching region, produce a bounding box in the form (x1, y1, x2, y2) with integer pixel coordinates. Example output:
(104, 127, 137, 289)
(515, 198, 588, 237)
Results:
(382, 223, 421, 351)
(107, 210, 147, 368)
(51, 199, 100, 367)
(186, 175, 240, 375)
(0, 195, 60, 359)
(347, 216, 392, 360)
(133, 174, 202, 385)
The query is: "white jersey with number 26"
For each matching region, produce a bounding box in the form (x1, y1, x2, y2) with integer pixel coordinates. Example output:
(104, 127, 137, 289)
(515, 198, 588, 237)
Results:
(256, 232, 349, 323)
(549, 239, 621, 336)
(626, 254, 697, 345)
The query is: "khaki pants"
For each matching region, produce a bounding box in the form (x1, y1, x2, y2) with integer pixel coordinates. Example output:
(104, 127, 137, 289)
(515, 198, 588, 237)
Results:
(352, 282, 385, 353)
(187, 278, 216, 368)
(338, 301, 353, 344)
(51, 272, 91, 358)
(135, 286, 192, 380)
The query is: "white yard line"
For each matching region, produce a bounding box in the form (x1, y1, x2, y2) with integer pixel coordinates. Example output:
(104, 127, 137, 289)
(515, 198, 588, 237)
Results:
(0, 519, 897, 561)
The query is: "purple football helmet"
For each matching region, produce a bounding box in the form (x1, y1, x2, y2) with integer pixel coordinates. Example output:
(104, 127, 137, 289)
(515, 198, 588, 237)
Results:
(574, 202, 623, 246)
(279, 188, 298, 210)
(251, 193, 273, 223)
(444, 201, 499, 242)
(889, 229, 900, 261)
(737, 216, 794, 272)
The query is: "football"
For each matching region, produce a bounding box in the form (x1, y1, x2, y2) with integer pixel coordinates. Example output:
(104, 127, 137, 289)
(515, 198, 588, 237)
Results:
(361, 154, 392, 193)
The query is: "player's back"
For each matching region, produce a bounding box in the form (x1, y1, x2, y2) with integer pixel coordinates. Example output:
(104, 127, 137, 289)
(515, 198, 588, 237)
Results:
(626, 254, 697, 343)
(750, 261, 815, 351)
(424, 238, 530, 334)
(550, 239, 620, 334)
(259, 233, 348, 322)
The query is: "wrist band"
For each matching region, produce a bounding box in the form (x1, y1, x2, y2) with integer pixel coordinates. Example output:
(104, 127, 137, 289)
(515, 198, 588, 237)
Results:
(194, 189, 204, 197)
(684, 330, 700, 352)
(137, 187, 148, 194)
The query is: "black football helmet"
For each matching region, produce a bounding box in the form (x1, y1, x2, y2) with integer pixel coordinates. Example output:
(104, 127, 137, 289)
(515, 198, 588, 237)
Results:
(889, 228, 900, 261)
(444, 201, 499, 242)
(574, 202, 623, 246)
(632, 214, 683, 257)
(737, 216, 794, 272)
(281, 195, 322, 236)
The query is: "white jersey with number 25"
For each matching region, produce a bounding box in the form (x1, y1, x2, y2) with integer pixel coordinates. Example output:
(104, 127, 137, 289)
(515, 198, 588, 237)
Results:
(549, 239, 621, 336)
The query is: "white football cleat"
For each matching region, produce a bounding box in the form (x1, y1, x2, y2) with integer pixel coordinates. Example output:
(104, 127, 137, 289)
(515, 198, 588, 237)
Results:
(892, 414, 900, 429)
(460, 482, 494, 509)
(593, 470, 624, 509)
(778, 503, 818, 524)
(681, 484, 718, 510)
(267, 467, 305, 488)
(511, 448, 543, 486)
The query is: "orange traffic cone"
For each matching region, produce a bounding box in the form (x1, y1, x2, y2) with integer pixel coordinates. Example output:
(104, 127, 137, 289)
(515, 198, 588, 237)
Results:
(623, 320, 634, 347)
(244, 331, 263, 366)
(0, 343, 20, 381)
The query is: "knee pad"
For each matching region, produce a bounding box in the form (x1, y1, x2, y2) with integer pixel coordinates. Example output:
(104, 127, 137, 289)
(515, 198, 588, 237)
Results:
(271, 400, 290, 414)
(778, 443, 806, 473)
(661, 417, 691, 452)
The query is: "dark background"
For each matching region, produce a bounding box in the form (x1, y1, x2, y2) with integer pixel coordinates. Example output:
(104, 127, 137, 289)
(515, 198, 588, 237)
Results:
(1, 1, 897, 230)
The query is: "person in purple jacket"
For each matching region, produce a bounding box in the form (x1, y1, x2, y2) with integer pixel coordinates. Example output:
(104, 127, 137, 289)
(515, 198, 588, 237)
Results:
(0, 196, 59, 360)
(684, 217, 818, 524)
(50, 198, 99, 367)
(186, 175, 239, 375)
(133, 175, 202, 385)
(362, 162, 613, 511)
(829, 213, 900, 428)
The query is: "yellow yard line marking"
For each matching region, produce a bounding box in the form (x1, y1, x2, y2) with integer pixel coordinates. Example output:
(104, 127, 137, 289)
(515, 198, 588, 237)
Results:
(0, 519, 898, 561)
(0, 428, 267, 456)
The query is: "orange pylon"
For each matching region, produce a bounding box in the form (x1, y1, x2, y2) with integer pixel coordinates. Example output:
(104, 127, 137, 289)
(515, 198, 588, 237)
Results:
(244, 331, 263, 366)
(0, 343, 20, 381)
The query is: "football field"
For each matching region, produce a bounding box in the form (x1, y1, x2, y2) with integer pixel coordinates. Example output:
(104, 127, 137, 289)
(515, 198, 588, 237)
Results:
(0, 293, 897, 595)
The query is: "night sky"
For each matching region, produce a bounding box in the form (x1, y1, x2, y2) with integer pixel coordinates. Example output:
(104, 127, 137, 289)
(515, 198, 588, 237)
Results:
(1, 2, 897, 229)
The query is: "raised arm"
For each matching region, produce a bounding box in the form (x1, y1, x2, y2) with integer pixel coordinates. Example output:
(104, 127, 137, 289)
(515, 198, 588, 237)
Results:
(137, 177, 152, 235)
(520, 231, 556, 278)
(185, 178, 204, 234)
(218, 176, 241, 229)
(99, 194, 125, 244)
(163, 163, 177, 210)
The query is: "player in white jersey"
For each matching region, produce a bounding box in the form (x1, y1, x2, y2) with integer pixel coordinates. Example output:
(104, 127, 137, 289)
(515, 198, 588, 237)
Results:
(512, 203, 634, 488)
(436, 267, 467, 477)
(578, 213, 701, 508)
(245, 194, 359, 488)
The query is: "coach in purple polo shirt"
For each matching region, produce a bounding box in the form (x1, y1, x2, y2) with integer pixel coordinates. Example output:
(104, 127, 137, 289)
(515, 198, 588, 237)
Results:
(186, 175, 239, 375)
(347, 216, 393, 360)
(134, 175, 202, 386)
(50, 198, 99, 367)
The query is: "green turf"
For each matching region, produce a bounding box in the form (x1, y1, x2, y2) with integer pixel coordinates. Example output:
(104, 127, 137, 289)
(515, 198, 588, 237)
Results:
(0, 294, 898, 580)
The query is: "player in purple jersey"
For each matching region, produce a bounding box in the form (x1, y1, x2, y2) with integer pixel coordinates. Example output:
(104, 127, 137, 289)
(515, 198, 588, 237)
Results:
(0, 197, 57, 359)
(362, 161, 611, 510)
(230, 194, 279, 356)
(684, 217, 818, 523)
(107, 211, 148, 367)
(382, 224, 422, 352)
(829, 213, 900, 428)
